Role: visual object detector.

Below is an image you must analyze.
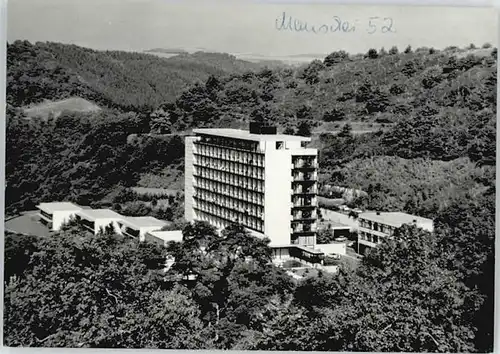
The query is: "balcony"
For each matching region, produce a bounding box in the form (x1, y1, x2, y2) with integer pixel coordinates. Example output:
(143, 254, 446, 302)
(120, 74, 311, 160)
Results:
(358, 226, 390, 238)
(193, 161, 264, 180)
(292, 223, 317, 233)
(293, 211, 317, 221)
(193, 175, 265, 194)
(193, 185, 264, 206)
(292, 197, 317, 208)
(293, 160, 318, 169)
(293, 173, 317, 182)
(293, 186, 317, 194)
(193, 197, 264, 220)
(193, 145, 265, 167)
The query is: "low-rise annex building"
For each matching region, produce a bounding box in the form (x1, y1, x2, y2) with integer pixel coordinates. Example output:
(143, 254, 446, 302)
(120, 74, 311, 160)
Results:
(118, 216, 169, 241)
(357, 211, 434, 254)
(36, 202, 83, 231)
(75, 209, 124, 235)
(145, 230, 184, 246)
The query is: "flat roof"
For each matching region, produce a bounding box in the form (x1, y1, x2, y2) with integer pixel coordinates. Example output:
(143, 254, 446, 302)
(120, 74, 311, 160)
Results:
(291, 148, 317, 155)
(147, 230, 183, 242)
(77, 209, 123, 221)
(358, 212, 433, 227)
(37, 202, 82, 213)
(193, 128, 311, 143)
(120, 216, 168, 229)
(270, 244, 325, 255)
(328, 222, 351, 229)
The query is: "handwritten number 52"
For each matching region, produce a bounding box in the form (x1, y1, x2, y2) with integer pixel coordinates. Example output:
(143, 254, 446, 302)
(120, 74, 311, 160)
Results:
(381, 17, 395, 33)
(367, 17, 395, 34)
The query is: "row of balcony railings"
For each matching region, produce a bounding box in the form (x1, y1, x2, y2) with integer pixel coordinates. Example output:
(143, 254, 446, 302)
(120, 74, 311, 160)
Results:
(194, 207, 264, 233)
(293, 186, 318, 194)
(289, 236, 316, 250)
(359, 219, 395, 236)
(194, 142, 264, 161)
(359, 231, 381, 244)
(193, 198, 264, 220)
(292, 211, 317, 220)
(194, 161, 264, 180)
(194, 153, 265, 168)
(194, 174, 265, 193)
(40, 210, 52, 220)
(292, 197, 317, 207)
(196, 136, 262, 153)
(76, 217, 95, 231)
(292, 160, 318, 169)
(194, 182, 265, 204)
(291, 223, 317, 233)
(194, 189, 264, 206)
(293, 172, 317, 181)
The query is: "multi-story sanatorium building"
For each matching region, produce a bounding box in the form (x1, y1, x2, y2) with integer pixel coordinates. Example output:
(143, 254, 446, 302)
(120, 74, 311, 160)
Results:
(184, 123, 320, 254)
(357, 211, 434, 254)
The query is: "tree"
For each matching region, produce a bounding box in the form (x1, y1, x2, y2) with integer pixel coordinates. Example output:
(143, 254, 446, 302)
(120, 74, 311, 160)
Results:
(467, 110, 496, 166)
(328, 225, 476, 352)
(300, 60, 325, 85)
(323, 50, 349, 66)
(283, 127, 296, 135)
(296, 105, 312, 120)
(389, 83, 405, 95)
(404, 45, 412, 54)
(433, 193, 495, 352)
(316, 228, 336, 244)
(323, 108, 345, 122)
(149, 110, 173, 134)
(4, 232, 40, 280)
(402, 59, 419, 77)
(365, 89, 390, 114)
(388, 46, 399, 55)
(421, 65, 444, 89)
(366, 48, 379, 59)
(297, 121, 312, 137)
(4, 231, 206, 348)
(338, 123, 353, 138)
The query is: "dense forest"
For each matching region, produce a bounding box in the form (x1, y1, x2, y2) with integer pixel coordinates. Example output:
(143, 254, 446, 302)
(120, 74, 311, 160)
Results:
(4, 40, 497, 351)
(7, 41, 267, 112)
(4, 215, 494, 351)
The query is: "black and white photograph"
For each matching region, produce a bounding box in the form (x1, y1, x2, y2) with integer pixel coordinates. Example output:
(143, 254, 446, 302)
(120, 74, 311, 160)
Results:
(3, 0, 497, 352)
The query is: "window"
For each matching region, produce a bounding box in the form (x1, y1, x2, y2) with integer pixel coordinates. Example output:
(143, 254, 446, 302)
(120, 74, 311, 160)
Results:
(276, 141, 284, 150)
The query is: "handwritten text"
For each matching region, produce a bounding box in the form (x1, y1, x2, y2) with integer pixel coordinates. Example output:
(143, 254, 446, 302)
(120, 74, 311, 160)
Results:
(275, 12, 396, 35)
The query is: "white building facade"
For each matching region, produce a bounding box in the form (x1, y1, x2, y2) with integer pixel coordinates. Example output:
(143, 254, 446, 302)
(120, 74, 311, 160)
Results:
(118, 216, 168, 241)
(75, 209, 124, 235)
(36, 202, 83, 231)
(184, 123, 319, 251)
(357, 211, 434, 253)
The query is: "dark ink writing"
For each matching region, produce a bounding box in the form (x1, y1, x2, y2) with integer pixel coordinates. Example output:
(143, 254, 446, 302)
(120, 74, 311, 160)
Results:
(275, 12, 396, 35)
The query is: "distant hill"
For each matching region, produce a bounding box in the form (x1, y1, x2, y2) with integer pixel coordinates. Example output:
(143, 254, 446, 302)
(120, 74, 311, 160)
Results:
(23, 97, 101, 120)
(144, 48, 188, 55)
(6, 41, 270, 112)
(144, 47, 311, 67)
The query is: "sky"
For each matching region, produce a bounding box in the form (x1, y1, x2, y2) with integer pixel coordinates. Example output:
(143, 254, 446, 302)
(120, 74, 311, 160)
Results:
(7, 0, 498, 58)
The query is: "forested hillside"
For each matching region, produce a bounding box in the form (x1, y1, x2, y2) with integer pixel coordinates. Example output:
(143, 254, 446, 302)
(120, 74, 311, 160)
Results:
(7, 41, 269, 112)
(149, 45, 496, 133)
(6, 107, 183, 216)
